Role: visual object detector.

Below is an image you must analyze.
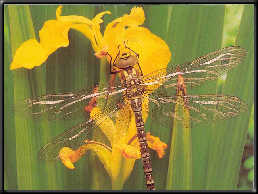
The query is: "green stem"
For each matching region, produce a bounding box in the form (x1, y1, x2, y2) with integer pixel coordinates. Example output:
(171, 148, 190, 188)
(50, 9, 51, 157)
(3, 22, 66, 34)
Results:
(112, 178, 124, 190)
(111, 157, 126, 190)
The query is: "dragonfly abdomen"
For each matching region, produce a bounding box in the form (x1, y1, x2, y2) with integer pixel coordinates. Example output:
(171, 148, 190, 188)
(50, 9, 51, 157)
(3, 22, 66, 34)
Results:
(131, 98, 155, 191)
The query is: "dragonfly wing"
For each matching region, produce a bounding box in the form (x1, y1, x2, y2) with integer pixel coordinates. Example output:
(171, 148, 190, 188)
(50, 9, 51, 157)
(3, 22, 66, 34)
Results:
(38, 119, 93, 161)
(38, 96, 132, 161)
(148, 94, 248, 123)
(142, 46, 247, 91)
(25, 86, 125, 121)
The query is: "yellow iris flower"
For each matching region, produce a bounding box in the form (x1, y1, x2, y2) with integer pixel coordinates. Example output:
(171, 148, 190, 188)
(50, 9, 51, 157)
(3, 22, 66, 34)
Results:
(10, 5, 171, 76)
(10, 5, 171, 189)
(59, 97, 167, 189)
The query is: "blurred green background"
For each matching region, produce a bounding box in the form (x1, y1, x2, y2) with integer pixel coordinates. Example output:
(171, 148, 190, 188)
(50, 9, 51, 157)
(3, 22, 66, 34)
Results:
(4, 4, 254, 190)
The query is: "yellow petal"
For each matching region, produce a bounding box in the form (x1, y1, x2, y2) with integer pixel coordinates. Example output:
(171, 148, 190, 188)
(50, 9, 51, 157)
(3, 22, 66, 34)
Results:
(71, 23, 101, 52)
(10, 39, 48, 70)
(110, 144, 137, 184)
(103, 25, 171, 92)
(121, 156, 136, 184)
(39, 19, 72, 55)
(123, 27, 171, 76)
(70, 11, 111, 52)
(121, 7, 145, 27)
(56, 5, 63, 20)
(109, 26, 170, 92)
(84, 140, 112, 177)
(146, 132, 168, 158)
(56, 5, 106, 52)
(126, 132, 167, 159)
(59, 147, 76, 169)
(114, 102, 132, 142)
(103, 7, 146, 59)
(92, 11, 111, 24)
(59, 15, 93, 25)
(94, 46, 109, 58)
(120, 143, 141, 159)
(59, 141, 112, 176)
(103, 6, 170, 78)
(90, 107, 116, 145)
(104, 6, 144, 37)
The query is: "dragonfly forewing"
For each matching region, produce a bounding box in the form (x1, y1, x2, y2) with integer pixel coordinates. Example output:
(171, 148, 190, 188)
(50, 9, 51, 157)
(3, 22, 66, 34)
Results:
(25, 85, 126, 121)
(141, 46, 247, 92)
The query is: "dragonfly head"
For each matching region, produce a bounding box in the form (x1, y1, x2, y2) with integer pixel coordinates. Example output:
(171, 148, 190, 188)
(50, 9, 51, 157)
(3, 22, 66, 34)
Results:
(115, 54, 139, 69)
(113, 41, 140, 70)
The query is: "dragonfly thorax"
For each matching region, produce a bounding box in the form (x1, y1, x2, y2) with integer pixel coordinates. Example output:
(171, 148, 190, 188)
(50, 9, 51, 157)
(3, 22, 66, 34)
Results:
(120, 68, 145, 99)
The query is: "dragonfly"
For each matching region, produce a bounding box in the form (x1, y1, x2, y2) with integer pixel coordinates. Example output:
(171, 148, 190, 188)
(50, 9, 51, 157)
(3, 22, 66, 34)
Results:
(25, 44, 247, 190)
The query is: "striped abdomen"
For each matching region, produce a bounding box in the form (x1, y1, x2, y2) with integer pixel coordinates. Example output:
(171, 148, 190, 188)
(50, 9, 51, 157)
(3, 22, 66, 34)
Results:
(131, 98, 155, 191)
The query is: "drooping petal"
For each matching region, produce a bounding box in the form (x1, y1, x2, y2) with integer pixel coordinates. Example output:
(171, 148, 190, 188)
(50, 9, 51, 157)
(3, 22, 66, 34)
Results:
(39, 19, 72, 55)
(59, 140, 112, 176)
(126, 132, 167, 159)
(10, 6, 110, 70)
(146, 132, 168, 158)
(10, 39, 48, 70)
(59, 147, 77, 169)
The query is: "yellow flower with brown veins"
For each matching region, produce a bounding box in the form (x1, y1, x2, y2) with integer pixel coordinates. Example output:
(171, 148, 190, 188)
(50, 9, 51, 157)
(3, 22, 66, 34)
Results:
(10, 5, 171, 189)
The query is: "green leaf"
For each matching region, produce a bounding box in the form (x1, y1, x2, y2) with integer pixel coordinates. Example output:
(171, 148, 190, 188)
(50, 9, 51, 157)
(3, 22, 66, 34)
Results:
(248, 169, 254, 182)
(206, 4, 254, 190)
(7, 5, 37, 189)
(248, 105, 254, 139)
(166, 97, 192, 190)
(4, 5, 18, 190)
(243, 156, 254, 169)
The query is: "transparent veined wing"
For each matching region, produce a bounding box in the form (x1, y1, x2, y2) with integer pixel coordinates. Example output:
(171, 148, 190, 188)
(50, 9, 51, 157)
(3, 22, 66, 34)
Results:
(142, 46, 247, 91)
(39, 119, 93, 161)
(147, 94, 248, 123)
(25, 85, 126, 121)
(39, 98, 132, 161)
